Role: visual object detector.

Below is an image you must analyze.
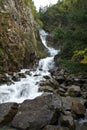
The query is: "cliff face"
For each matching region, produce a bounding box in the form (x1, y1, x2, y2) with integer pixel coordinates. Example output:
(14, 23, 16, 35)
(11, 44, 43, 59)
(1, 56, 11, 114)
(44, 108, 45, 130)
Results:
(0, 0, 44, 73)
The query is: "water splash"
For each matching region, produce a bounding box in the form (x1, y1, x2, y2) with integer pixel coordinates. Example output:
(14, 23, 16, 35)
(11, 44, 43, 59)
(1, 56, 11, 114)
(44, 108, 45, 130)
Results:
(0, 30, 59, 103)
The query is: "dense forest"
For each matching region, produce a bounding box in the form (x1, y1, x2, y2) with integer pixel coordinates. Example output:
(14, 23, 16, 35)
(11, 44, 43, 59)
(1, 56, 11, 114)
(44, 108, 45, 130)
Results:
(39, 0, 87, 74)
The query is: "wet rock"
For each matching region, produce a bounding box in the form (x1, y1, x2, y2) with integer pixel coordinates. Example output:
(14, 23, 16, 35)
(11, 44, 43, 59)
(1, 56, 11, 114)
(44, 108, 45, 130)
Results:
(12, 74, 20, 82)
(0, 103, 18, 125)
(34, 74, 40, 76)
(18, 73, 26, 78)
(11, 94, 62, 130)
(61, 96, 84, 112)
(25, 71, 31, 76)
(49, 67, 59, 76)
(0, 74, 11, 85)
(49, 78, 59, 89)
(60, 115, 75, 130)
(39, 86, 55, 93)
(44, 75, 50, 79)
(43, 125, 69, 130)
(40, 78, 59, 90)
(66, 85, 81, 97)
(71, 101, 86, 118)
(40, 80, 51, 86)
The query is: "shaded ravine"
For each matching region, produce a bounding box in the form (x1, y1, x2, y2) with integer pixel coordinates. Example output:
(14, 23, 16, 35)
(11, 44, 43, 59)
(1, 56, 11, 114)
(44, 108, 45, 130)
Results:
(0, 30, 59, 103)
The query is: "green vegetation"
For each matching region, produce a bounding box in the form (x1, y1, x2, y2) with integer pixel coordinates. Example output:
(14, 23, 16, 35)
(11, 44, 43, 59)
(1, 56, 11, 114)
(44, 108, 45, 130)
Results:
(72, 48, 87, 64)
(0, 0, 45, 74)
(39, 0, 87, 74)
(24, 0, 43, 27)
(59, 59, 87, 74)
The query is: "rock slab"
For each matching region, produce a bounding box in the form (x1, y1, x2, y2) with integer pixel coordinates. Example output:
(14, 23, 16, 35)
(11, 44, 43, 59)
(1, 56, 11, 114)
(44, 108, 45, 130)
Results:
(11, 94, 62, 130)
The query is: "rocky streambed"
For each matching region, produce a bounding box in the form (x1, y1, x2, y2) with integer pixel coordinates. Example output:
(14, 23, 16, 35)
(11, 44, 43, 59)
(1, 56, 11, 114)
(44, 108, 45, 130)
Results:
(0, 30, 87, 130)
(0, 67, 87, 130)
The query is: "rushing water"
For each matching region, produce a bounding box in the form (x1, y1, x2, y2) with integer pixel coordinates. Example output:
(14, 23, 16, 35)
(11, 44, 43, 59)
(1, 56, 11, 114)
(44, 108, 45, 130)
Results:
(0, 30, 59, 103)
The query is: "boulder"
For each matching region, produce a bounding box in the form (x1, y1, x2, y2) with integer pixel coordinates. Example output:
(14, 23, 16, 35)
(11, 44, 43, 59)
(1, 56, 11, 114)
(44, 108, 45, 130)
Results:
(55, 76, 65, 84)
(39, 85, 55, 93)
(71, 101, 86, 118)
(40, 78, 59, 90)
(11, 94, 62, 130)
(44, 75, 50, 79)
(49, 78, 60, 89)
(18, 73, 26, 78)
(61, 97, 74, 111)
(0, 103, 18, 125)
(61, 96, 84, 112)
(12, 74, 20, 82)
(40, 80, 51, 86)
(43, 125, 69, 130)
(60, 115, 75, 130)
(66, 85, 81, 97)
(0, 74, 11, 85)
(49, 67, 58, 76)
(56, 88, 66, 96)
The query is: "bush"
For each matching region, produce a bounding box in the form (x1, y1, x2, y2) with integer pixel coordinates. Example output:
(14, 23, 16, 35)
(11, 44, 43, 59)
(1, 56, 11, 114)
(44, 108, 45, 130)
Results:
(53, 27, 64, 40)
(72, 48, 87, 64)
(59, 59, 87, 74)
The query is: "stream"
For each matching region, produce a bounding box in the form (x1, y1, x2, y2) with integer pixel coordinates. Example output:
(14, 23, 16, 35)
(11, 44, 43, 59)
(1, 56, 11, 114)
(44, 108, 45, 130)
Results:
(0, 30, 59, 103)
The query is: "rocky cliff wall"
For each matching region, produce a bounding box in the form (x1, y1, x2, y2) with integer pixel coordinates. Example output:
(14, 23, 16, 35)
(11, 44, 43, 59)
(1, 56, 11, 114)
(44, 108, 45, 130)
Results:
(0, 0, 45, 74)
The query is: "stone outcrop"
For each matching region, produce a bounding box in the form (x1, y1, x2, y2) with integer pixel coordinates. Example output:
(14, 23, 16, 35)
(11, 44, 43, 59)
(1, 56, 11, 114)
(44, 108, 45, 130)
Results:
(11, 94, 61, 130)
(0, 94, 86, 130)
(0, 0, 45, 74)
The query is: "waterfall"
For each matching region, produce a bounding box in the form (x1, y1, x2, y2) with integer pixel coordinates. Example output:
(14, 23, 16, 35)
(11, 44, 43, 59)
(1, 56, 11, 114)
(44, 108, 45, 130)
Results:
(0, 30, 59, 103)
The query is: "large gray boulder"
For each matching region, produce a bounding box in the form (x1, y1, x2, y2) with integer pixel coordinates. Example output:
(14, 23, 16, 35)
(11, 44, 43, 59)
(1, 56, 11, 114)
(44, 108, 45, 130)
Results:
(11, 94, 62, 130)
(71, 101, 86, 118)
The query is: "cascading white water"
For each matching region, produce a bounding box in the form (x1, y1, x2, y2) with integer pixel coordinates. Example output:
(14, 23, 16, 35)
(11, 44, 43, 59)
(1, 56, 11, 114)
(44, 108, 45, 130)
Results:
(0, 30, 59, 103)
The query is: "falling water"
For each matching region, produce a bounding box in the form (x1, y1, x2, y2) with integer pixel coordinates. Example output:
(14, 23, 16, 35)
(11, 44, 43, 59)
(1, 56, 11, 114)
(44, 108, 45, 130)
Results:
(0, 30, 59, 103)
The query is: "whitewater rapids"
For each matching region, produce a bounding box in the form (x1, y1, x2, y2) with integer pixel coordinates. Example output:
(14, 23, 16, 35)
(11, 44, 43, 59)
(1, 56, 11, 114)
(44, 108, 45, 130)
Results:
(0, 30, 59, 103)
